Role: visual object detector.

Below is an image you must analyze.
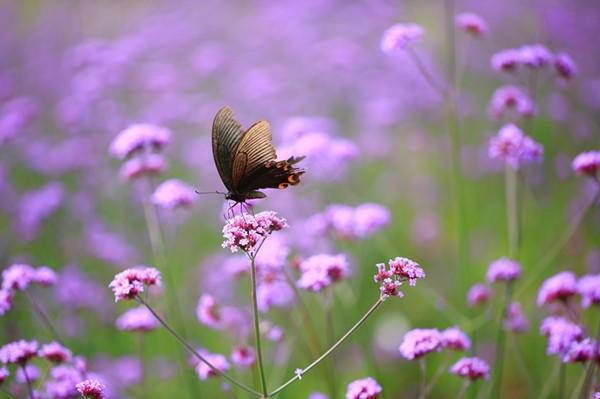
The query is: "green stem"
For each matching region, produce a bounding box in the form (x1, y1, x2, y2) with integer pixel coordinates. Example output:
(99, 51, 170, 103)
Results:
(558, 361, 566, 399)
(457, 380, 470, 399)
(491, 282, 513, 399)
(136, 296, 261, 397)
(25, 291, 63, 343)
(21, 364, 34, 399)
(268, 298, 384, 397)
(419, 358, 427, 399)
(505, 166, 519, 258)
(249, 254, 268, 398)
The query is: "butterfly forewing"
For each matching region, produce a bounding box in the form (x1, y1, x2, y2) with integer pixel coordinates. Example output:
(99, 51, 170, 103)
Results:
(212, 106, 245, 191)
(231, 120, 277, 188)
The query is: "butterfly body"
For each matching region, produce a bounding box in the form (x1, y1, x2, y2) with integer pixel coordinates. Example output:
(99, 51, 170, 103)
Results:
(212, 106, 305, 204)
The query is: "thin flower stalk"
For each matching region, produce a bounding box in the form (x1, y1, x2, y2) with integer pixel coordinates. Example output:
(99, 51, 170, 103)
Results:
(418, 357, 427, 399)
(248, 252, 268, 397)
(505, 165, 519, 258)
(457, 380, 470, 399)
(25, 290, 63, 344)
(21, 364, 34, 399)
(269, 297, 384, 397)
(558, 361, 566, 399)
(490, 282, 513, 399)
(136, 295, 262, 397)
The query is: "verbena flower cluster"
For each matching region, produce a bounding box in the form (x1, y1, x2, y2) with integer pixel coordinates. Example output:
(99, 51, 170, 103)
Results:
(109, 266, 162, 302)
(222, 212, 287, 253)
(373, 257, 425, 299)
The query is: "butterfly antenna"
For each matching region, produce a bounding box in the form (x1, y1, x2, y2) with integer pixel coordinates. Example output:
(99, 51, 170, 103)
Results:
(195, 190, 227, 196)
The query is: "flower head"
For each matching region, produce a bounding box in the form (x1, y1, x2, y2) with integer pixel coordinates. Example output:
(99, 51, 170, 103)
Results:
(1, 263, 34, 291)
(76, 378, 106, 399)
(116, 305, 159, 332)
(441, 327, 471, 351)
(488, 124, 543, 169)
(152, 179, 196, 209)
(345, 376, 382, 399)
(0, 340, 38, 364)
(467, 284, 491, 306)
(489, 86, 535, 120)
(119, 154, 167, 181)
(540, 316, 584, 356)
(381, 23, 424, 54)
(388, 257, 425, 286)
(491, 49, 521, 73)
(195, 351, 230, 380)
(572, 151, 600, 177)
(39, 342, 72, 363)
(33, 266, 58, 286)
(320, 203, 390, 240)
(109, 267, 162, 302)
(222, 211, 287, 253)
(0, 366, 9, 384)
(0, 290, 13, 316)
(455, 13, 488, 36)
(518, 44, 553, 69)
(297, 254, 350, 292)
(399, 328, 443, 360)
(577, 274, 600, 308)
(109, 123, 171, 160)
(486, 257, 521, 283)
(504, 302, 529, 333)
(374, 257, 424, 299)
(450, 357, 490, 380)
(562, 338, 596, 363)
(553, 52, 577, 80)
(230, 345, 256, 368)
(537, 271, 577, 306)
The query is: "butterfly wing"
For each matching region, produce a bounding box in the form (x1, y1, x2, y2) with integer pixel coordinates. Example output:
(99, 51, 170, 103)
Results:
(212, 106, 245, 191)
(232, 121, 305, 194)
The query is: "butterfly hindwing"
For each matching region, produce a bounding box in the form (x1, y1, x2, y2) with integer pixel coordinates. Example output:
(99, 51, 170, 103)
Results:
(237, 156, 305, 193)
(231, 120, 276, 188)
(212, 106, 245, 191)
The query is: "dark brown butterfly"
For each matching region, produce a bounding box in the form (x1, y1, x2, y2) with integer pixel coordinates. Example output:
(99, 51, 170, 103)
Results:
(212, 106, 305, 204)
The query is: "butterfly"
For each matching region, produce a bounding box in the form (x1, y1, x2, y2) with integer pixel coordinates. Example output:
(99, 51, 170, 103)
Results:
(212, 106, 305, 205)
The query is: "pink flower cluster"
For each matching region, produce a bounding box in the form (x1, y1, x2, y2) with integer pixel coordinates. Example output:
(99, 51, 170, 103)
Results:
(374, 257, 425, 299)
(230, 345, 255, 368)
(193, 350, 230, 380)
(345, 376, 382, 399)
(221, 211, 287, 253)
(491, 44, 576, 79)
(467, 284, 492, 306)
(109, 123, 171, 160)
(489, 86, 535, 119)
(536, 271, 577, 306)
(450, 357, 490, 380)
(380, 23, 424, 53)
(39, 342, 72, 363)
(455, 13, 488, 37)
(297, 254, 350, 292)
(504, 302, 529, 333)
(116, 305, 159, 331)
(399, 328, 443, 360)
(486, 257, 521, 283)
(109, 267, 161, 302)
(0, 340, 38, 364)
(578, 274, 600, 308)
(441, 327, 471, 351)
(572, 150, 600, 177)
(561, 338, 597, 363)
(540, 316, 584, 356)
(310, 203, 391, 240)
(152, 179, 196, 209)
(1, 264, 58, 315)
(195, 294, 246, 331)
(76, 379, 106, 399)
(488, 124, 543, 169)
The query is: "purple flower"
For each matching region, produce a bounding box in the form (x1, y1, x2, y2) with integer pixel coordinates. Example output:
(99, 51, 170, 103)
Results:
(1, 263, 34, 291)
(467, 284, 492, 306)
(0, 366, 9, 384)
(116, 305, 159, 332)
(109, 123, 171, 160)
(39, 342, 72, 363)
(455, 13, 488, 36)
(486, 257, 522, 283)
(0, 340, 38, 364)
(553, 52, 577, 80)
(86, 225, 139, 267)
(577, 274, 600, 308)
(46, 364, 86, 398)
(16, 182, 64, 241)
(345, 376, 382, 399)
(0, 97, 38, 144)
(322, 203, 390, 240)
(309, 393, 329, 399)
(195, 294, 245, 331)
(540, 316, 584, 356)
(399, 328, 443, 360)
(119, 154, 167, 181)
(297, 254, 350, 292)
(0, 290, 13, 316)
(194, 351, 230, 380)
(562, 338, 596, 363)
(16, 364, 40, 383)
(222, 211, 287, 253)
(109, 267, 162, 302)
(388, 257, 425, 286)
(441, 327, 471, 351)
(491, 49, 521, 72)
(518, 44, 553, 69)
(33, 266, 58, 286)
(381, 23, 424, 53)
(488, 124, 543, 169)
(230, 345, 255, 368)
(257, 276, 294, 312)
(504, 302, 529, 333)
(489, 86, 535, 120)
(537, 271, 578, 306)
(76, 379, 106, 399)
(450, 357, 490, 380)
(152, 179, 196, 209)
(572, 151, 600, 177)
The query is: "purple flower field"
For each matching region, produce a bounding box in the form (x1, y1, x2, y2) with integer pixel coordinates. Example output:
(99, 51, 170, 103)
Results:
(0, 1, 599, 398)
